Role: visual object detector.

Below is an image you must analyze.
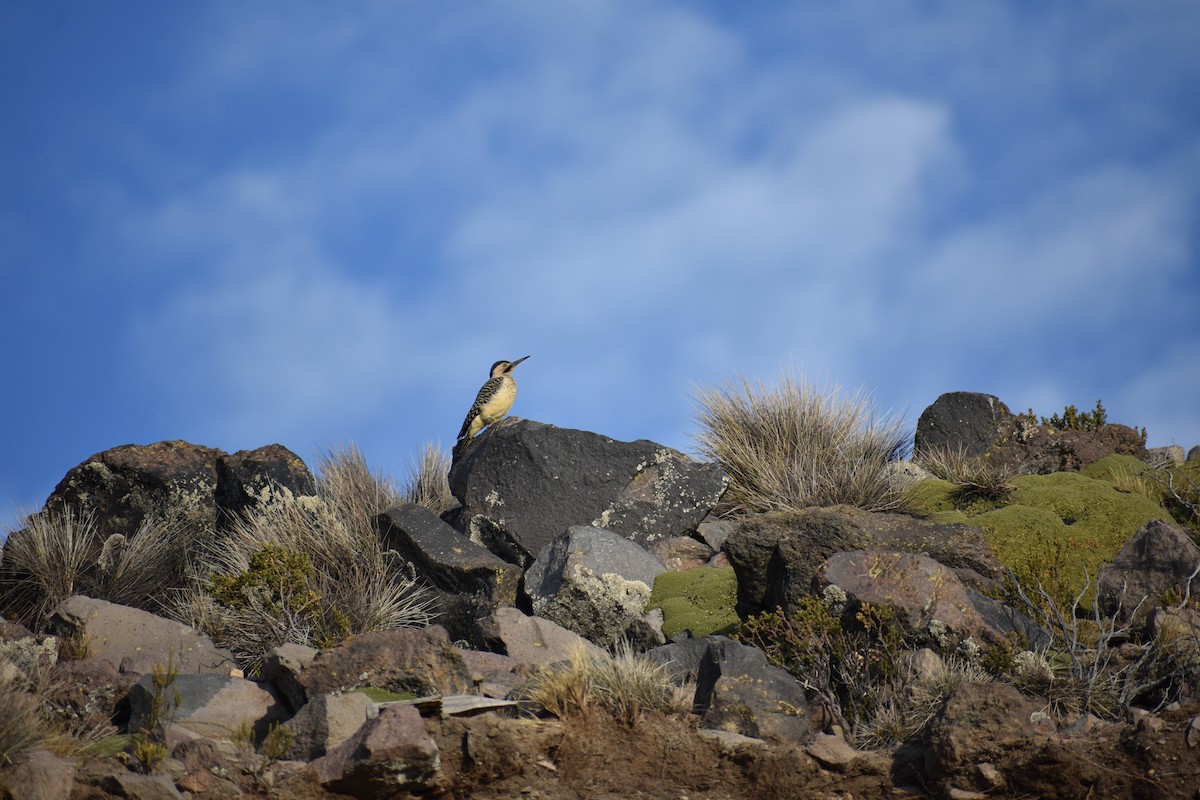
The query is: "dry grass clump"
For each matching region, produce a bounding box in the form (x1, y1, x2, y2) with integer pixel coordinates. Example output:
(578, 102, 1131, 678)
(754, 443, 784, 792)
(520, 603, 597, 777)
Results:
(693, 374, 910, 513)
(915, 444, 1017, 504)
(0, 508, 196, 628)
(522, 644, 690, 725)
(172, 446, 435, 674)
(857, 655, 991, 748)
(0, 660, 48, 766)
(401, 442, 456, 515)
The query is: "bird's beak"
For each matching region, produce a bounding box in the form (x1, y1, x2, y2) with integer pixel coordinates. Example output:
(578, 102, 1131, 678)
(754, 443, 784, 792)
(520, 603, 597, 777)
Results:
(508, 355, 530, 371)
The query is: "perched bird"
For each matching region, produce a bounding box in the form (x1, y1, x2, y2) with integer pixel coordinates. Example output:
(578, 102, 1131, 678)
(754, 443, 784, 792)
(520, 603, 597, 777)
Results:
(454, 355, 529, 458)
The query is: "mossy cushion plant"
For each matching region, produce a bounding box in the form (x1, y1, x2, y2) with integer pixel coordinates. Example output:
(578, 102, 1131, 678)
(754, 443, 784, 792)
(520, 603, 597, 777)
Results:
(647, 567, 740, 639)
(906, 471, 1170, 609)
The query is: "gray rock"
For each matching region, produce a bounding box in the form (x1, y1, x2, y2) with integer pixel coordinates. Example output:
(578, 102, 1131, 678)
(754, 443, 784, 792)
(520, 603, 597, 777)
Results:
(1146, 445, 1185, 467)
(524, 526, 666, 647)
(101, 773, 184, 800)
(723, 508, 867, 618)
(300, 626, 472, 698)
(127, 673, 288, 741)
(883, 460, 933, 495)
(261, 642, 319, 712)
(48, 596, 236, 676)
(694, 637, 816, 742)
(695, 519, 735, 552)
(480, 607, 605, 666)
(643, 636, 725, 685)
(309, 704, 441, 798)
(448, 418, 728, 563)
(1187, 445, 1200, 463)
(814, 550, 989, 644)
(375, 504, 521, 644)
(284, 691, 375, 760)
(1097, 519, 1200, 623)
(914, 392, 1016, 459)
(2, 748, 76, 800)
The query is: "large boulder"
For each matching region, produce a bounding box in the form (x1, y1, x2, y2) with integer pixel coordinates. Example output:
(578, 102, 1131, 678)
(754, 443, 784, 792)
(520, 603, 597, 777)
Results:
(814, 550, 990, 645)
(723, 506, 1008, 619)
(375, 505, 521, 644)
(284, 691, 376, 761)
(524, 526, 666, 647)
(914, 392, 1017, 459)
(40, 440, 315, 538)
(1097, 519, 1200, 623)
(448, 418, 728, 564)
(991, 423, 1149, 473)
(47, 596, 236, 676)
(479, 607, 605, 666)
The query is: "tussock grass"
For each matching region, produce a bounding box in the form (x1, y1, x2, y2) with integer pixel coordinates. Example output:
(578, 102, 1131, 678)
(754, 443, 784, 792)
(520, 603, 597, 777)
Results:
(0, 508, 196, 628)
(172, 445, 435, 673)
(521, 644, 690, 725)
(915, 444, 1017, 504)
(0, 661, 48, 766)
(857, 655, 991, 748)
(693, 375, 910, 513)
(401, 442, 456, 515)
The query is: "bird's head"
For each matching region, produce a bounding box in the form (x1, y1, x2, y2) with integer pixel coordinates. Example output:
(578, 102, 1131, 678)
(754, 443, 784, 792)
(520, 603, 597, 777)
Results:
(490, 355, 530, 377)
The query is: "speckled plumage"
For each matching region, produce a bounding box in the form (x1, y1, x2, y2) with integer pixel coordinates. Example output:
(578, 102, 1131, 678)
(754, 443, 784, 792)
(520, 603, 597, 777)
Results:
(455, 356, 529, 453)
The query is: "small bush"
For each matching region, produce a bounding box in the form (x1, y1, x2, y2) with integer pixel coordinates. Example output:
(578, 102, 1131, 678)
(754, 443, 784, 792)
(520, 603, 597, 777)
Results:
(914, 445, 1017, 505)
(693, 374, 910, 514)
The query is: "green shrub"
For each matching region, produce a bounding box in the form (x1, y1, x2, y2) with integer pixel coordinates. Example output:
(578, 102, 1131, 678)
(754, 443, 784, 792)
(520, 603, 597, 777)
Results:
(646, 567, 739, 639)
(693, 374, 910, 513)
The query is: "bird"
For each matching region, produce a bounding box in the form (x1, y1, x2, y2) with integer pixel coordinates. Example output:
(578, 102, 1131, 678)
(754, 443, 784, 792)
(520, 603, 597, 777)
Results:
(454, 355, 529, 458)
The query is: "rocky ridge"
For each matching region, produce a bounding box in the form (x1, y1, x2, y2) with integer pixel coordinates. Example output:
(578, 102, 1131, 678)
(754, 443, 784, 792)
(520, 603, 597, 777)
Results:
(0, 396, 1198, 799)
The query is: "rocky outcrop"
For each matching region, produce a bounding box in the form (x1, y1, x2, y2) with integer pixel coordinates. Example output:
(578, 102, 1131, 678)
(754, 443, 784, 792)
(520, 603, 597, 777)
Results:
(448, 418, 728, 563)
(127, 672, 289, 741)
(814, 550, 990, 644)
(309, 703, 441, 798)
(39, 441, 315, 538)
(524, 525, 666, 647)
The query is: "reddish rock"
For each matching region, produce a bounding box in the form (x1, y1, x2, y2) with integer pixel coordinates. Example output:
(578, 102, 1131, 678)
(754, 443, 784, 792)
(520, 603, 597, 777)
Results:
(301, 626, 472, 698)
(309, 703, 441, 797)
(648, 535, 714, 571)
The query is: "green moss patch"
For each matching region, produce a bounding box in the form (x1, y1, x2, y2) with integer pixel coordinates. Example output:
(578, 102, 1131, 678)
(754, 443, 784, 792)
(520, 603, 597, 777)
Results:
(647, 567, 740, 639)
(906, 471, 1169, 609)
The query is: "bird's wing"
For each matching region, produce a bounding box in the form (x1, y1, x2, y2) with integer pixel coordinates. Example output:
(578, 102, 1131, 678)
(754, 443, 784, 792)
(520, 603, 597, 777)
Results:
(456, 376, 504, 440)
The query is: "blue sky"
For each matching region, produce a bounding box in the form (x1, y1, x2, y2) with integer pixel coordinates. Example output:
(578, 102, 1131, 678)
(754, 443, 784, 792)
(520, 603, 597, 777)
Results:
(3, 2, 1199, 524)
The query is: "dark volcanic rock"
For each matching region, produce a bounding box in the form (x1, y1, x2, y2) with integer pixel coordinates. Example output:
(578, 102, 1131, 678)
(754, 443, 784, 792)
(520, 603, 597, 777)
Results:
(375, 504, 521, 644)
(914, 392, 1016, 459)
(991, 423, 1149, 473)
(38, 440, 314, 539)
(448, 418, 728, 564)
(694, 637, 817, 742)
(1097, 519, 1200, 624)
